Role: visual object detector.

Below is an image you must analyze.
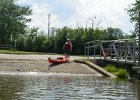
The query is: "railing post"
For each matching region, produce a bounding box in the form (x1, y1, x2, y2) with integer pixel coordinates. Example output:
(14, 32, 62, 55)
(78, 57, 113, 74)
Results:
(117, 40, 120, 61)
(88, 43, 89, 60)
(111, 42, 112, 59)
(85, 43, 86, 57)
(94, 45, 95, 59)
(99, 41, 101, 59)
(134, 39, 136, 64)
(124, 40, 127, 62)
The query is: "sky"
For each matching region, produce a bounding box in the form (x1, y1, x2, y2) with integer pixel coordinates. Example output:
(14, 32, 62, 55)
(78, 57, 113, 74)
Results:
(17, 0, 136, 34)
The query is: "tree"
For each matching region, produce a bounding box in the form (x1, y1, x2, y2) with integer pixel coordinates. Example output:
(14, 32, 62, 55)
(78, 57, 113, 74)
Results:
(55, 27, 69, 53)
(0, 0, 32, 44)
(106, 27, 125, 40)
(127, 0, 140, 34)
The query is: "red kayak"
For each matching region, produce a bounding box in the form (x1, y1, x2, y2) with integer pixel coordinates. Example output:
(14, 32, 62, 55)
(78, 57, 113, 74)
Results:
(48, 56, 69, 64)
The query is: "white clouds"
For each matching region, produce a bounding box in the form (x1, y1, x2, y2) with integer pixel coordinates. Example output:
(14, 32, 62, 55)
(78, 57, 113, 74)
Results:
(28, 3, 49, 32)
(18, 0, 135, 33)
(17, 0, 34, 5)
(73, 0, 135, 33)
(27, 3, 67, 32)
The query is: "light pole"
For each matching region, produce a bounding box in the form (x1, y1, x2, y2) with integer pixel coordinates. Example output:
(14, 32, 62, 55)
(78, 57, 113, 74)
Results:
(86, 17, 96, 29)
(48, 13, 51, 37)
(90, 17, 96, 33)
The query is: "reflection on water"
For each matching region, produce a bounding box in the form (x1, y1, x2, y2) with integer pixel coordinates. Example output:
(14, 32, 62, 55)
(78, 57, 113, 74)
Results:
(0, 72, 139, 100)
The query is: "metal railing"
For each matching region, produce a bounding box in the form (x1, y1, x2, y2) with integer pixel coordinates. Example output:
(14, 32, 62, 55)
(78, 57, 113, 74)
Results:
(85, 39, 139, 64)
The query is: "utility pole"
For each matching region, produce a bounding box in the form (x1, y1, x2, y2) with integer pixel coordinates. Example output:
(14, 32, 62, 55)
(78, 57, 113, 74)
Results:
(48, 13, 51, 37)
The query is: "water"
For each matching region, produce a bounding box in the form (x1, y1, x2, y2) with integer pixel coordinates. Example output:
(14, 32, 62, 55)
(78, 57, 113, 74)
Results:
(0, 72, 139, 100)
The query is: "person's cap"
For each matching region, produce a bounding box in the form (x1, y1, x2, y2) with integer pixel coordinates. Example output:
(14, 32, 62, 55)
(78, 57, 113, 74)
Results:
(67, 38, 70, 41)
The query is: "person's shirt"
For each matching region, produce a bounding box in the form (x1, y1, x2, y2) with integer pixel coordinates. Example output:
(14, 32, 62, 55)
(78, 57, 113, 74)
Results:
(64, 41, 72, 51)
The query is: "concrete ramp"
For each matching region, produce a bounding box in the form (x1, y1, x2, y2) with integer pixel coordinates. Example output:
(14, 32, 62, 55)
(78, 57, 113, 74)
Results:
(74, 60, 116, 78)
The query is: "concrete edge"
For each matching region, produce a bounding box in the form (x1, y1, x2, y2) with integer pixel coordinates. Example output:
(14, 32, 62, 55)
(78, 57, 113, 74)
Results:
(74, 60, 116, 78)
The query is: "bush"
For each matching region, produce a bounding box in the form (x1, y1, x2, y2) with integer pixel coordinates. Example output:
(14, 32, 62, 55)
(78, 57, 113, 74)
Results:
(115, 69, 128, 78)
(104, 64, 117, 73)
(104, 65, 128, 79)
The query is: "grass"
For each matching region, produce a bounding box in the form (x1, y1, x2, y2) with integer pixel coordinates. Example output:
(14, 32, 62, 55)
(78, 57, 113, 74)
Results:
(104, 64, 129, 79)
(0, 49, 57, 55)
(0, 49, 33, 54)
(0, 50, 87, 57)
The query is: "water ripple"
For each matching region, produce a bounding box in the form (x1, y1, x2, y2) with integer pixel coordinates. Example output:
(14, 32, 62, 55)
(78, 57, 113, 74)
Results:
(0, 74, 138, 100)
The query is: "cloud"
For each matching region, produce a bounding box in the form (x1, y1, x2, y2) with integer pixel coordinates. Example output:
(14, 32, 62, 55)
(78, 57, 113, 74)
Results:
(17, 0, 34, 5)
(17, 0, 135, 34)
(73, 0, 135, 33)
(27, 3, 67, 33)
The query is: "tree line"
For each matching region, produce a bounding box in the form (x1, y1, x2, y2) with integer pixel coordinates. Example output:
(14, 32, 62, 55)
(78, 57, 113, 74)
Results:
(16, 27, 130, 55)
(0, 0, 139, 55)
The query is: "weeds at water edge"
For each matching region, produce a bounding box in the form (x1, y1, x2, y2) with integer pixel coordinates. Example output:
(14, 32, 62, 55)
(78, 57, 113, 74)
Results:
(104, 64, 128, 79)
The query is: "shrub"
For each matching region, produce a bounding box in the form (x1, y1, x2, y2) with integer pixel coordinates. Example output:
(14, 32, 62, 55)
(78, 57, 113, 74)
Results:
(104, 64, 117, 73)
(115, 69, 128, 78)
(104, 65, 129, 79)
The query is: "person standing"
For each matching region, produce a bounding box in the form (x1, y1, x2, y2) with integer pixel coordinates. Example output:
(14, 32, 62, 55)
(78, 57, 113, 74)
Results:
(63, 38, 72, 58)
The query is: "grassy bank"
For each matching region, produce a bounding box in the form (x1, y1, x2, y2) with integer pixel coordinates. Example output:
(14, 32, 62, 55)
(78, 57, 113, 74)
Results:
(104, 64, 129, 79)
(0, 50, 57, 55)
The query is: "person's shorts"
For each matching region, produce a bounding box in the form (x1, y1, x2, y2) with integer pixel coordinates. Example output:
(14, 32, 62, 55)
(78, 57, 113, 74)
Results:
(64, 49, 70, 55)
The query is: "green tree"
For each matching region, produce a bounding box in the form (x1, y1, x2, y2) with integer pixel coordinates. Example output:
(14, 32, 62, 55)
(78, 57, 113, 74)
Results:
(15, 26, 127, 55)
(55, 27, 69, 53)
(0, 0, 32, 44)
(106, 27, 125, 40)
(127, 0, 140, 34)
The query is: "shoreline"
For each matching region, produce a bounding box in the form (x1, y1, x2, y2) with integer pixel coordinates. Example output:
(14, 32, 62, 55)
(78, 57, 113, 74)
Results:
(0, 71, 102, 77)
(0, 56, 100, 75)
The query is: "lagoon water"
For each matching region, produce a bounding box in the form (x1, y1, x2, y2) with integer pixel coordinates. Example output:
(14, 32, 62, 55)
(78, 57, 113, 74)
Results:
(0, 72, 139, 100)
